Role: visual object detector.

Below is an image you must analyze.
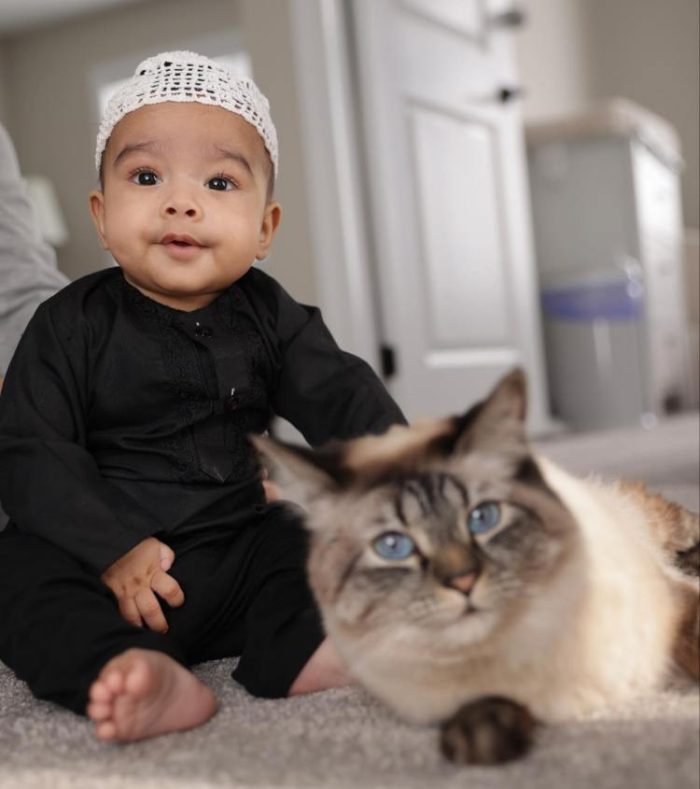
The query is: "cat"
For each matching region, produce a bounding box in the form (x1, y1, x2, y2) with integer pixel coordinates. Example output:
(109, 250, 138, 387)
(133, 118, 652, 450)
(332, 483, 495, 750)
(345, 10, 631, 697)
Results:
(253, 369, 699, 765)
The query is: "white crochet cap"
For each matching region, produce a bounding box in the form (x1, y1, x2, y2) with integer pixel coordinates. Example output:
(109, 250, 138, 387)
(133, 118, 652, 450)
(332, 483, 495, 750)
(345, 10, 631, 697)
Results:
(95, 50, 278, 177)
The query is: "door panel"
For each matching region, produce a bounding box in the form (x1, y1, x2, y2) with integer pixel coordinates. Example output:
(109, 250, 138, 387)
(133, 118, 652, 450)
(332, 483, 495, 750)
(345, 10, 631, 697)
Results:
(410, 104, 512, 348)
(351, 0, 548, 428)
(401, 0, 484, 38)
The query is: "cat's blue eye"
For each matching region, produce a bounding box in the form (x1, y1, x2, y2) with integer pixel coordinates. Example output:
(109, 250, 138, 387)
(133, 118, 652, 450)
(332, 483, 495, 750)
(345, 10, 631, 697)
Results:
(467, 502, 501, 535)
(373, 532, 415, 561)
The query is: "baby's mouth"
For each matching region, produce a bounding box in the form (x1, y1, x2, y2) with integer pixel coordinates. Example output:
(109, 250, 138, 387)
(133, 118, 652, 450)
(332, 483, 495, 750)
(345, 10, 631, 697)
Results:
(160, 233, 207, 259)
(160, 233, 205, 248)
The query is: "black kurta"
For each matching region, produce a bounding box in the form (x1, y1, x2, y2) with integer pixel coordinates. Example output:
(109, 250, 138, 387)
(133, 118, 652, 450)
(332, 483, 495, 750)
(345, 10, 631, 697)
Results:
(0, 266, 405, 574)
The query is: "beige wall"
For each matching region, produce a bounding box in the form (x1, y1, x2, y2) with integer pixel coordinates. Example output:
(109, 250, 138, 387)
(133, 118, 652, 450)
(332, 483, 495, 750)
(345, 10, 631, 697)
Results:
(1, 0, 317, 304)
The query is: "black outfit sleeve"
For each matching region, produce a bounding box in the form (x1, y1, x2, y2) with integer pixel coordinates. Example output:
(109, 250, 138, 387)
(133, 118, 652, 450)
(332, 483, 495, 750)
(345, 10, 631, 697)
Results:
(242, 270, 406, 445)
(0, 302, 162, 574)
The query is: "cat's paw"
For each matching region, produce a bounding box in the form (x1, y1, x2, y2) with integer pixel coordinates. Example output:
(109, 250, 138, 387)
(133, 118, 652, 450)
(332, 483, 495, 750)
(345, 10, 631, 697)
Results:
(439, 696, 538, 765)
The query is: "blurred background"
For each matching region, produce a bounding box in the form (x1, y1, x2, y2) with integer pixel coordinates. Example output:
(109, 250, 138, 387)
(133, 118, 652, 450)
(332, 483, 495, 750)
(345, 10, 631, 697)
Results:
(0, 0, 697, 435)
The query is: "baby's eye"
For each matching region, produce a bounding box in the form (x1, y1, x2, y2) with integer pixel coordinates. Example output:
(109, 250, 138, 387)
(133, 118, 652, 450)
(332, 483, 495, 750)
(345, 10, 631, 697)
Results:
(207, 175, 235, 191)
(467, 502, 501, 535)
(372, 531, 415, 561)
(131, 170, 159, 186)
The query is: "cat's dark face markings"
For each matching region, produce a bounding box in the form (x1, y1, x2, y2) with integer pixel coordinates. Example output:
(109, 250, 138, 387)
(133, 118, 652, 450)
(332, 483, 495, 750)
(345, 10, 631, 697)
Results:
(392, 472, 478, 590)
(352, 468, 569, 629)
(254, 369, 578, 645)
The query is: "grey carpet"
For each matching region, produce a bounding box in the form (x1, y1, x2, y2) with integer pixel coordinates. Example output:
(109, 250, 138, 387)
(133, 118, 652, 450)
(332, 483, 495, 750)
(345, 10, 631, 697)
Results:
(1, 414, 699, 789)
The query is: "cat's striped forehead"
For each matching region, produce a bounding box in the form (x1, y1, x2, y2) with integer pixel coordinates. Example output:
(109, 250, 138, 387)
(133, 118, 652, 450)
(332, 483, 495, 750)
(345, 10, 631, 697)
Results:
(394, 472, 469, 525)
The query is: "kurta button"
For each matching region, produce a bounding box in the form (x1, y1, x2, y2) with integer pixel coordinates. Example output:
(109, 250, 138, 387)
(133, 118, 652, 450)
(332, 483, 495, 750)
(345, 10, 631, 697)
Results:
(194, 321, 213, 338)
(224, 394, 240, 412)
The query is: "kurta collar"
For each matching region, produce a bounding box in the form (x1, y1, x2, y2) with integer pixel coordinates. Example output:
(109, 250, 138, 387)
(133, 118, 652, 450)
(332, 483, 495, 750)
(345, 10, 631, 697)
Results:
(119, 274, 242, 329)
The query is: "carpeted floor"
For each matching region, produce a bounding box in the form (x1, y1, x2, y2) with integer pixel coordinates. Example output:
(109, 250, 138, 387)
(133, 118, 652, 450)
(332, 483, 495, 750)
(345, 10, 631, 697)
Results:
(1, 414, 698, 789)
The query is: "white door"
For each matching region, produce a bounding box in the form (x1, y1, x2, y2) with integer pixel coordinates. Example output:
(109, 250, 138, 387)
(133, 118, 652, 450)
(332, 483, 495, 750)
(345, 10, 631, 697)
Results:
(350, 0, 549, 430)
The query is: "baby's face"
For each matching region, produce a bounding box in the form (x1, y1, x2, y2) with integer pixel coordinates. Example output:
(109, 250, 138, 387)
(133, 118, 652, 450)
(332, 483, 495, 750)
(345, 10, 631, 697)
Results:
(90, 102, 280, 311)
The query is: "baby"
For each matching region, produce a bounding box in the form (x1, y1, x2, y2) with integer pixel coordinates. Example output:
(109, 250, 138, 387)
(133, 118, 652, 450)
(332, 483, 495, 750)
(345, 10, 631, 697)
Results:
(0, 51, 405, 742)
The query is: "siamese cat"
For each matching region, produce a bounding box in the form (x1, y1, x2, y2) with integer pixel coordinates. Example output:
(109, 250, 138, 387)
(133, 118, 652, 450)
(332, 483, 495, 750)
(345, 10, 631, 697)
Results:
(253, 370, 699, 765)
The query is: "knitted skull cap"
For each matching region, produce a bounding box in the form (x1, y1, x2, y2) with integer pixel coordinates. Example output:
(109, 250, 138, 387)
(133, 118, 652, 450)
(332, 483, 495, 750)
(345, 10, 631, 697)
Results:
(95, 50, 278, 177)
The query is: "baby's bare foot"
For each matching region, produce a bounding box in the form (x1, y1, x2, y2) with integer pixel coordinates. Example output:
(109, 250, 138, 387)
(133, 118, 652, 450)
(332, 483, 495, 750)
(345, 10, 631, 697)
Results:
(87, 648, 217, 742)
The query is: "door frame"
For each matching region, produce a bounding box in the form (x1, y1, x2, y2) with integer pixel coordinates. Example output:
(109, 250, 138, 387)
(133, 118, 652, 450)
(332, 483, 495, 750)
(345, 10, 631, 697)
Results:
(288, 0, 381, 370)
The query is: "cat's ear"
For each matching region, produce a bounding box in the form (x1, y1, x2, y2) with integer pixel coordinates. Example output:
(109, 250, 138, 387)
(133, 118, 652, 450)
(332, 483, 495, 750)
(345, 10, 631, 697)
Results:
(451, 367, 528, 457)
(479, 366, 527, 423)
(250, 434, 344, 507)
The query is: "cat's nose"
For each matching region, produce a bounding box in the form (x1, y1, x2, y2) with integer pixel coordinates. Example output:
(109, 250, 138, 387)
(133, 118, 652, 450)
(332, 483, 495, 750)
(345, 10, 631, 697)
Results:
(447, 572, 478, 595)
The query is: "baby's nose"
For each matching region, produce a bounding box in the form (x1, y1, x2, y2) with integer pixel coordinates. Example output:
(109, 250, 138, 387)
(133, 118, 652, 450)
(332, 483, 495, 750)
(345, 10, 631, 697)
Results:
(165, 202, 199, 218)
(161, 186, 201, 218)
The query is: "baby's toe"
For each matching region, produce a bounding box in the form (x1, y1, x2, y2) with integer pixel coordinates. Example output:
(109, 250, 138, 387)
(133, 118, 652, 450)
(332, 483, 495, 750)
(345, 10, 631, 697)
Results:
(88, 679, 113, 703)
(95, 720, 118, 741)
(87, 701, 112, 721)
(103, 668, 126, 695)
(124, 657, 151, 697)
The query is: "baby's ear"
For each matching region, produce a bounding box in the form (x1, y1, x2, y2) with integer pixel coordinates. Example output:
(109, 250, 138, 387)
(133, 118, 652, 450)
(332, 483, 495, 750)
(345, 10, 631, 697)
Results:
(250, 434, 345, 509)
(88, 190, 109, 249)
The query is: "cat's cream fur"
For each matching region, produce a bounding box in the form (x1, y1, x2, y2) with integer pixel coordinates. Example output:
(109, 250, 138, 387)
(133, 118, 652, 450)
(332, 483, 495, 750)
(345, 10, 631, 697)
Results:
(308, 457, 692, 725)
(255, 370, 699, 732)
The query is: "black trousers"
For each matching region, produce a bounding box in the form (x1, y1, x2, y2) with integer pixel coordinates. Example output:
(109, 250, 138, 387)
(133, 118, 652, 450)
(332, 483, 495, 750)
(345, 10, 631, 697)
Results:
(0, 504, 325, 714)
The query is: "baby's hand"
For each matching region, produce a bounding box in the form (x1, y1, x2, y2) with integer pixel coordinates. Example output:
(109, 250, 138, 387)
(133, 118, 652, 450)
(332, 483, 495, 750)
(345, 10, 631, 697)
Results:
(101, 537, 185, 633)
(261, 465, 280, 503)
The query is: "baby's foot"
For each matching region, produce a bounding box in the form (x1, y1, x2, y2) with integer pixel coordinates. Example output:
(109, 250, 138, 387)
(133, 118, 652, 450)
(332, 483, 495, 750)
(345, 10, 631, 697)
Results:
(86, 648, 217, 742)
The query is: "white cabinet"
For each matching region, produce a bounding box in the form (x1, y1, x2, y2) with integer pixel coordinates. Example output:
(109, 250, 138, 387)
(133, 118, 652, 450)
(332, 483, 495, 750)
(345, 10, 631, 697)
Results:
(527, 99, 690, 427)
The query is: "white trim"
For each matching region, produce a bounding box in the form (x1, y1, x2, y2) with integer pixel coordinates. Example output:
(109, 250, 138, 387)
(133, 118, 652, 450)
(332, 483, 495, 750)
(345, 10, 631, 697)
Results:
(289, 0, 380, 369)
(426, 348, 520, 368)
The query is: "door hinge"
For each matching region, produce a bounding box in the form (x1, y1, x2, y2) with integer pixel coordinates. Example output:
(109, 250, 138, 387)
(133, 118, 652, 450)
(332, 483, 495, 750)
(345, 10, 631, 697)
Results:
(380, 344, 397, 379)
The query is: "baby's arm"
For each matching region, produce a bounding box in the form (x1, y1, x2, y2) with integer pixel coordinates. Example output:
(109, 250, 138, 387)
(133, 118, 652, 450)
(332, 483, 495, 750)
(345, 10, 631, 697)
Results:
(101, 538, 185, 633)
(258, 274, 407, 444)
(0, 299, 165, 574)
